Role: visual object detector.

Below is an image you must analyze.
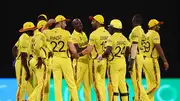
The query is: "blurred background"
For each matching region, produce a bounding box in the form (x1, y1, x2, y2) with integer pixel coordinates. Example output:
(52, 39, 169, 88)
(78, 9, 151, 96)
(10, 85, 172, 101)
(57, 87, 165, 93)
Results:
(4, 0, 179, 100)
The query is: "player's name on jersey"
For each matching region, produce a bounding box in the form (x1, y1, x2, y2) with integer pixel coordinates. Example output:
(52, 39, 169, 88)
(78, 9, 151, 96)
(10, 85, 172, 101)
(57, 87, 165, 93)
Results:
(50, 35, 62, 40)
(117, 41, 126, 45)
(100, 36, 109, 40)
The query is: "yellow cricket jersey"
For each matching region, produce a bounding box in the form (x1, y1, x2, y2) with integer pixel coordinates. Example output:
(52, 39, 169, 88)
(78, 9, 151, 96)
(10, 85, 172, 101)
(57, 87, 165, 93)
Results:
(89, 27, 111, 59)
(129, 25, 145, 55)
(143, 30, 160, 58)
(71, 30, 88, 62)
(106, 32, 130, 61)
(15, 33, 32, 60)
(31, 31, 49, 59)
(43, 27, 72, 58)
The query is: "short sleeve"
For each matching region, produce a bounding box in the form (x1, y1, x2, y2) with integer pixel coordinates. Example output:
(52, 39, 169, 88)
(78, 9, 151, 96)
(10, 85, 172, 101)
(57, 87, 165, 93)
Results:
(130, 30, 139, 43)
(19, 33, 30, 52)
(152, 32, 160, 44)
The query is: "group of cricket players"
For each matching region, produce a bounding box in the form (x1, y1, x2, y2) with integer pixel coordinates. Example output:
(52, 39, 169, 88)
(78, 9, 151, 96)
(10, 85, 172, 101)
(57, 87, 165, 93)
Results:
(12, 13, 169, 101)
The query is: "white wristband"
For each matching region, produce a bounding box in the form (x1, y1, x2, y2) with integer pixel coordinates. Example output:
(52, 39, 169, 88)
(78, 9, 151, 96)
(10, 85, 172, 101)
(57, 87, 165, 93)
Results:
(131, 43, 138, 59)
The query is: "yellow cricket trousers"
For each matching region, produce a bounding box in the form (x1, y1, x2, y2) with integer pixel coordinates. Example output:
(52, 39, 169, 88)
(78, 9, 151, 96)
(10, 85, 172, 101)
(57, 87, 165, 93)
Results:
(28, 58, 48, 101)
(107, 56, 129, 101)
(73, 59, 91, 101)
(130, 54, 150, 101)
(15, 59, 34, 101)
(52, 56, 79, 101)
(91, 59, 107, 101)
(143, 57, 160, 101)
(43, 57, 52, 101)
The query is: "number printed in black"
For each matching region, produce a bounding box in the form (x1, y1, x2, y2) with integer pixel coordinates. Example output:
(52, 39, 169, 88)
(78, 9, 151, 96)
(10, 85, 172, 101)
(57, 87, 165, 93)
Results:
(114, 46, 126, 57)
(51, 41, 65, 52)
(144, 41, 150, 52)
(142, 40, 150, 52)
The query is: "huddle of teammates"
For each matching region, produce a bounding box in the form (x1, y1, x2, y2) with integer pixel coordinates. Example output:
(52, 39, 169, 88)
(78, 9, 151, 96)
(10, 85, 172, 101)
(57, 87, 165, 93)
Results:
(12, 13, 169, 101)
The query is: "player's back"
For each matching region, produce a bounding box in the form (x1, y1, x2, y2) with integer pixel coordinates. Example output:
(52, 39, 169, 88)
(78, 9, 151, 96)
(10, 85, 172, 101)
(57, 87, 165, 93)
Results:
(108, 32, 130, 61)
(90, 27, 110, 59)
(129, 25, 145, 55)
(49, 27, 71, 58)
(144, 30, 160, 58)
(16, 33, 32, 60)
(31, 31, 49, 59)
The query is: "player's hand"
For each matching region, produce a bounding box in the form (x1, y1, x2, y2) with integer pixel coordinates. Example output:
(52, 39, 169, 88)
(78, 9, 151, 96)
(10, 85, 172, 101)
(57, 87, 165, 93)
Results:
(72, 53, 79, 59)
(36, 57, 44, 69)
(25, 71, 30, 81)
(97, 55, 102, 62)
(164, 61, 169, 70)
(128, 59, 135, 72)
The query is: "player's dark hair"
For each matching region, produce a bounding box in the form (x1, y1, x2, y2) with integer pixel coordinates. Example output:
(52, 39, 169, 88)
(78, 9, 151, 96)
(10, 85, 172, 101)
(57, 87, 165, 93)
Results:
(37, 16, 47, 21)
(133, 14, 143, 25)
(49, 23, 56, 29)
(113, 28, 122, 33)
(25, 30, 34, 36)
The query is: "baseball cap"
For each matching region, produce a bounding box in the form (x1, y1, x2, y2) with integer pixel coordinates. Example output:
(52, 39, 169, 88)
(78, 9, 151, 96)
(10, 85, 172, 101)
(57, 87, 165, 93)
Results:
(55, 15, 71, 23)
(37, 20, 47, 29)
(89, 14, 104, 24)
(19, 22, 36, 32)
(148, 19, 163, 28)
(38, 14, 48, 21)
(109, 19, 122, 29)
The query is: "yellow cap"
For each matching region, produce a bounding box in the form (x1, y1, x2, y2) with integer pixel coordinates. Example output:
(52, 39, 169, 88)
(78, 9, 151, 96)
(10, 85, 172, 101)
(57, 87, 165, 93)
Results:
(37, 20, 47, 29)
(55, 15, 71, 22)
(148, 19, 163, 28)
(38, 14, 48, 21)
(109, 19, 122, 29)
(89, 14, 104, 24)
(19, 22, 36, 32)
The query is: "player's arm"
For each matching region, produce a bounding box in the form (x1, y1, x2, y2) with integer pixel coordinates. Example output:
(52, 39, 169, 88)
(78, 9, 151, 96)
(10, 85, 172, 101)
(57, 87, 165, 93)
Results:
(41, 19, 56, 31)
(19, 34, 31, 80)
(125, 39, 131, 57)
(12, 45, 18, 59)
(128, 31, 139, 71)
(125, 46, 131, 57)
(68, 41, 80, 59)
(74, 44, 87, 52)
(153, 32, 169, 70)
(12, 41, 19, 58)
(67, 32, 79, 58)
(78, 45, 93, 56)
(20, 52, 30, 79)
(128, 42, 138, 71)
(155, 44, 167, 62)
(102, 46, 112, 58)
(34, 35, 46, 68)
(78, 33, 95, 56)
